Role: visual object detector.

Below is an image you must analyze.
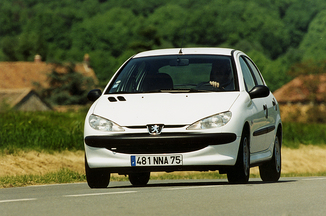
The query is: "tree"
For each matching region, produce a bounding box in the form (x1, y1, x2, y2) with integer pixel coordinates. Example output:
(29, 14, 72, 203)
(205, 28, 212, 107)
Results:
(146, 4, 188, 47)
(1, 37, 19, 61)
(281, 0, 320, 48)
(187, 1, 229, 46)
(186, 0, 290, 59)
(71, 8, 138, 56)
(0, 1, 22, 37)
(300, 10, 326, 62)
(35, 63, 95, 105)
(1, 0, 326, 91)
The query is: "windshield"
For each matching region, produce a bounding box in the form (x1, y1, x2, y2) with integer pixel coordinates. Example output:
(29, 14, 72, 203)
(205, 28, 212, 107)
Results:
(106, 55, 238, 94)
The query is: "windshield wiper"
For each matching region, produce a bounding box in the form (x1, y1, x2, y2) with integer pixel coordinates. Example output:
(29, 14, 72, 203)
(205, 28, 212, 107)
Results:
(142, 90, 162, 93)
(188, 88, 224, 92)
(160, 89, 191, 93)
(111, 89, 223, 94)
(142, 89, 193, 93)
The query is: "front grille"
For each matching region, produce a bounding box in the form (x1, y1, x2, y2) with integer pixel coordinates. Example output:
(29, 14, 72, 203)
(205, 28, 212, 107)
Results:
(110, 142, 208, 154)
(85, 133, 237, 154)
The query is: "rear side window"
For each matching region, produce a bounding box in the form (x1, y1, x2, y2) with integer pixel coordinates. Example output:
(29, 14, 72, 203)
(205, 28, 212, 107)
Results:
(240, 57, 255, 92)
(245, 57, 264, 86)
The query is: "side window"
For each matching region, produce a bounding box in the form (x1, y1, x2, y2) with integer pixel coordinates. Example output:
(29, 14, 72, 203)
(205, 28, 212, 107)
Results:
(240, 57, 255, 91)
(245, 58, 264, 86)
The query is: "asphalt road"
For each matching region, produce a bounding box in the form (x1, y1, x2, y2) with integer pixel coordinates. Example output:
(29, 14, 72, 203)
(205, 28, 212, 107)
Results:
(1, 177, 326, 216)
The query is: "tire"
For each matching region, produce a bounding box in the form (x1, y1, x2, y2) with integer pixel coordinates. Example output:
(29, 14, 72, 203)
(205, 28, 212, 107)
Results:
(227, 129, 250, 184)
(259, 135, 281, 182)
(85, 156, 110, 188)
(129, 172, 150, 186)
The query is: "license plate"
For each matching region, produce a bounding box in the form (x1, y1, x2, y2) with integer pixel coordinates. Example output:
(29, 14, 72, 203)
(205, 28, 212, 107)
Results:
(131, 155, 183, 167)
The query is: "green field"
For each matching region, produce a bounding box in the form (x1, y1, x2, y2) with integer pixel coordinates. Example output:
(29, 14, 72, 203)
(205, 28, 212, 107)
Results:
(1, 111, 326, 153)
(0, 111, 86, 154)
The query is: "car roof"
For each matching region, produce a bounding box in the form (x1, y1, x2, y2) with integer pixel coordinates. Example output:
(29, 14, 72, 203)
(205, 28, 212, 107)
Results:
(133, 48, 236, 58)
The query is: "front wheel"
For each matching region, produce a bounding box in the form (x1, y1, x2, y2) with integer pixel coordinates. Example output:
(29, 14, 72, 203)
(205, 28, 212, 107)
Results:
(259, 135, 281, 182)
(85, 156, 110, 188)
(129, 172, 150, 186)
(227, 129, 250, 184)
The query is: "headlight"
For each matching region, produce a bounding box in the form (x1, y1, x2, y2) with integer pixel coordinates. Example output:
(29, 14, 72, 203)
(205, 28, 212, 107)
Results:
(187, 111, 232, 130)
(89, 114, 124, 132)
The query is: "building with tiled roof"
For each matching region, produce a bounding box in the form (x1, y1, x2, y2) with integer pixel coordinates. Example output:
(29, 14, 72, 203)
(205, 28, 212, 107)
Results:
(0, 54, 98, 89)
(273, 74, 326, 122)
(273, 74, 326, 104)
(0, 88, 52, 111)
(0, 54, 98, 111)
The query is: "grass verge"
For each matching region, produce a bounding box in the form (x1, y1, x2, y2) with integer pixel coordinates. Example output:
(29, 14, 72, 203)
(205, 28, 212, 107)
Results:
(1, 170, 326, 189)
(1, 145, 326, 188)
(2, 111, 326, 152)
(0, 169, 85, 188)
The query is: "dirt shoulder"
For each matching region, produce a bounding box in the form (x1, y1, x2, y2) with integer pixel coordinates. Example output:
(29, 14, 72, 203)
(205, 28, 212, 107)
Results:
(251, 145, 326, 175)
(1, 145, 325, 177)
(0, 150, 85, 177)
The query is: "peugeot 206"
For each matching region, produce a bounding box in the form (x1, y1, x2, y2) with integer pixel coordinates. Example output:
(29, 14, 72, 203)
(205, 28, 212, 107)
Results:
(84, 48, 282, 188)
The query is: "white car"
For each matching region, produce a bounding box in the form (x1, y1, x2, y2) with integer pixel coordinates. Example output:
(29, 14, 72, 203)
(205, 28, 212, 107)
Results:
(84, 48, 282, 188)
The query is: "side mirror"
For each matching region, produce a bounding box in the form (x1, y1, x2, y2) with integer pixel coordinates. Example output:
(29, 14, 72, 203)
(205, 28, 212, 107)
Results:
(87, 89, 102, 102)
(249, 85, 270, 99)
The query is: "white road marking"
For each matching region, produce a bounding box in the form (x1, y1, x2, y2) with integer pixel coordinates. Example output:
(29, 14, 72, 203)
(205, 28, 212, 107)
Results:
(27, 182, 85, 188)
(0, 198, 37, 203)
(165, 185, 222, 190)
(64, 191, 137, 197)
(302, 177, 326, 181)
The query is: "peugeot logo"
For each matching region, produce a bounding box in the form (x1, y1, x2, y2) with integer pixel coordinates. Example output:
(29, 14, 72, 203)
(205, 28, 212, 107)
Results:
(147, 124, 164, 135)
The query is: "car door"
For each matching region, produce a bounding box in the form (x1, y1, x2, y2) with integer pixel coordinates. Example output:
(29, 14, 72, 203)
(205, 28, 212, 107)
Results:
(239, 57, 269, 153)
(245, 58, 277, 150)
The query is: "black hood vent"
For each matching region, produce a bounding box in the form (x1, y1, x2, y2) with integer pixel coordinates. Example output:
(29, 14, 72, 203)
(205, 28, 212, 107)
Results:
(108, 96, 126, 102)
(108, 97, 117, 102)
(117, 96, 126, 101)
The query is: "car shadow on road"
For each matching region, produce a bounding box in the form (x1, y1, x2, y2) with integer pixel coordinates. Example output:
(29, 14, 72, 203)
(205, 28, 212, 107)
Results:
(108, 178, 296, 189)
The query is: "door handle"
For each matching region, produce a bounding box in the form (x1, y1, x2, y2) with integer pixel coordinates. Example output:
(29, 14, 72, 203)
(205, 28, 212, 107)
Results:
(263, 104, 268, 118)
(272, 99, 277, 111)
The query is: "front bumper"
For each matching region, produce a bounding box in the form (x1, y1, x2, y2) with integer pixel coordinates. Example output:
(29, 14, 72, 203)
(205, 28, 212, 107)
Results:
(85, 132, 237, 154)
(84, 132, 240, 173)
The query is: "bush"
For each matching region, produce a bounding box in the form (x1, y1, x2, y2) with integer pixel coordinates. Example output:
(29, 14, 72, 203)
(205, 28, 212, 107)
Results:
(35, 63, 96, 106)
(281, 104, 326, 123)
(283, 122, 326, 148)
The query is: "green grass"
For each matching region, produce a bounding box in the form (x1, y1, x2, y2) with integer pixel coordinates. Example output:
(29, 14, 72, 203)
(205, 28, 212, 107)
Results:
(0, 169, 86, 188)
(150, 172, 227, 180)
(1, 111, 326, 153)
(1, 170, 325, 188)
(282, 122, 326, 148)
(0, 111, 86, 153)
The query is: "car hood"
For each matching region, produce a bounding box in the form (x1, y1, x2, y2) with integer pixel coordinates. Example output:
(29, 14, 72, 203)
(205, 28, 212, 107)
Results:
(92, 92, 240, 126)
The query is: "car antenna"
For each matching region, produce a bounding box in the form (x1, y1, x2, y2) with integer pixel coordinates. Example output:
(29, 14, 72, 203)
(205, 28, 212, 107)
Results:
(179, 22, 188, 55)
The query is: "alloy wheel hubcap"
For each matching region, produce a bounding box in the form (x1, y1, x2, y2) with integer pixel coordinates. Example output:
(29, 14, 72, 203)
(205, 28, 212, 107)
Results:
(243, 137, 249, 176)
(275, 137, 281, 173)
